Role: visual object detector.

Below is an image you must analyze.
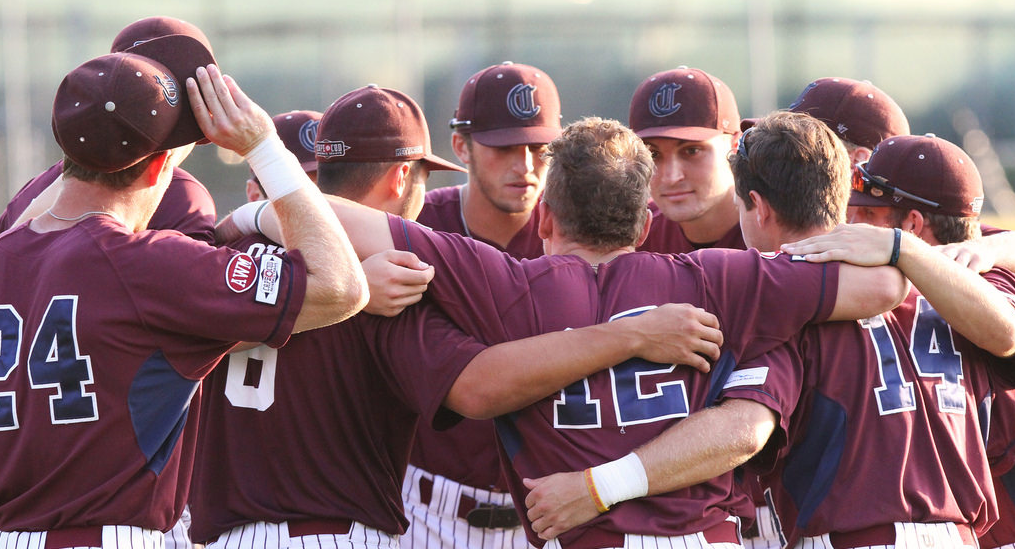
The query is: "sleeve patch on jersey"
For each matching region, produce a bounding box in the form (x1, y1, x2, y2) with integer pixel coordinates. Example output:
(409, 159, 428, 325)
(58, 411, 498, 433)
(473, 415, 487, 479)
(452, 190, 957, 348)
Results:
(225, 253, 258, 293)
(255, 254, 282, 305)
(723, 367, 769, 389)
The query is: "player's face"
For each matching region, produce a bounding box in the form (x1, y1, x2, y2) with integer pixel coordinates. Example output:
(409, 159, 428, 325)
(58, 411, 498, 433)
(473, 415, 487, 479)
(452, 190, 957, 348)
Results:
(467, 140, 549, 214)
(400, 165, 431, 221)
(644, 134, 736, 224)
(847, 205, 900, 228)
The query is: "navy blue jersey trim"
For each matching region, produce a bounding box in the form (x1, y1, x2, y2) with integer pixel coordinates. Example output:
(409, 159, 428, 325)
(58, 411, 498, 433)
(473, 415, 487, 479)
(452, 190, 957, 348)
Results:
(129, 350, 199, 474)
(783, 391, 846, 528)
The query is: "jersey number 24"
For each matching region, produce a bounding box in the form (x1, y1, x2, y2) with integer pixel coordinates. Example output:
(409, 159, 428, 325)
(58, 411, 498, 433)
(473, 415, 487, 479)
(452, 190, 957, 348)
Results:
(0, 296, 98, 430)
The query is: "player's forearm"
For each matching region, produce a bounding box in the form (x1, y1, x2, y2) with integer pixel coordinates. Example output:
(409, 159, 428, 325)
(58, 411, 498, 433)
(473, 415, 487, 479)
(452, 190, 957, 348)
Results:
(273, 187, 368, 332)
(828, 263, 908, 321)
(253, 195, 395, 261)
(447, 322, 641, 419)
(897, 232, 1015, 357)
(635, 399, 776, 495)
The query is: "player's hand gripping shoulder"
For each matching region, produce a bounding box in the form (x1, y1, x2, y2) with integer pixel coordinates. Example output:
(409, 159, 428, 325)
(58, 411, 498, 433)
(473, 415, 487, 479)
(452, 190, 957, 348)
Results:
(780, 223, 909, 320)
(621, 303, 723, 373)
(361, 250, 435, 317)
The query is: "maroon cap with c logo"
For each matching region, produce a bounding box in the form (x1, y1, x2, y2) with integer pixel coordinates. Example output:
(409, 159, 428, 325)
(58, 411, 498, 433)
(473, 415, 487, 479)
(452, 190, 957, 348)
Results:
(450, 62, 562, 147)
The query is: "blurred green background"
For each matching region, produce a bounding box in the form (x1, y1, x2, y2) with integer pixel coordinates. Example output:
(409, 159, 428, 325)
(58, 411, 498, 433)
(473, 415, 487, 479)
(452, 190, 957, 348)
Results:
(4, 0, 1015, 225)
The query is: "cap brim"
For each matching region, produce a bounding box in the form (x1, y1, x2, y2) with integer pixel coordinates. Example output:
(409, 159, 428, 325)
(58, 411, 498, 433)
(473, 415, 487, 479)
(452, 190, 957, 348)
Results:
(740, 118, 758, 132)
(422, 154, 467, 172)
(469, 126, 562, 147)
(634, 125, 726, 142)
(847, 189, 893, 207)
(125, 34, 217, 150)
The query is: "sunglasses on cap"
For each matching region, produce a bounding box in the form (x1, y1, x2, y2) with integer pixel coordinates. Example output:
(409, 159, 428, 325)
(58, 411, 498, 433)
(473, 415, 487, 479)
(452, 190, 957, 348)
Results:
(851, 161, 940, 209)
(736, 127, 754, 161)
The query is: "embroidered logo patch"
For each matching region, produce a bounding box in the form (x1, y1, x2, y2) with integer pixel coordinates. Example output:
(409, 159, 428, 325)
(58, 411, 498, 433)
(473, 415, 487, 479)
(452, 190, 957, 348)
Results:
(155, 74, 180, 107)
(723, 367, 769, 389)
(507, 83, 541, 120)
(316, 140, 351, 158)
(226, 253, 258, 293)
(255, 254, 282, 305)
(649, 83, 682, 117)
(299, 120, 320, 154)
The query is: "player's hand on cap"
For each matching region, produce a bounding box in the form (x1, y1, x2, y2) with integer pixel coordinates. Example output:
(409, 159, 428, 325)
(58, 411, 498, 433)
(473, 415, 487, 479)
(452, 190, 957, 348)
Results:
(623, 303, 722, 373)
(780, 223, 896, 266)
(362, 250, 435, 317)
(187, 64, 273, 156)
(937, 240, 996, 273)
(523, 472, 599, 541)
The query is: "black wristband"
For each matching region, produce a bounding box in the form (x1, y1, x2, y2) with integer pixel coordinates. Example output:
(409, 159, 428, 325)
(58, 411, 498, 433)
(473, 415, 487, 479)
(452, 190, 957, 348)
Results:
(888, 228, 902, 266)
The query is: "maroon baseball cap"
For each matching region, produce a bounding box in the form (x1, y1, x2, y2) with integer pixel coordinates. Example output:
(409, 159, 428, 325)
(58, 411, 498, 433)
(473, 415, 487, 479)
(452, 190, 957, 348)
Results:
(110, 16, 213, 54)
(450, 62, 562, 147)
(789, 77, 909, 150)
(316, 85, 465, 172)
(273, 110, 322, 173)
(52, 53, 198, 173)
(849, 134, 983, 217)
(629, 67, 740, 141)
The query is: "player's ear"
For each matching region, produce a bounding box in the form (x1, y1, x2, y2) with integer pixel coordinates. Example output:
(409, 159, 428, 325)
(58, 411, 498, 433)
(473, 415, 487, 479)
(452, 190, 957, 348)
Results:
(748, 190, 772, 226)
(245, 179, 265, 202)
(145, 151, 171, 187)
(634, 207, 652, 247)
(387, 162, 411, 199)
(904, 209, 926, 236)
(850, 146, 873, 165)
(451, 133, 471, 165)
(537, 200, 553, 240)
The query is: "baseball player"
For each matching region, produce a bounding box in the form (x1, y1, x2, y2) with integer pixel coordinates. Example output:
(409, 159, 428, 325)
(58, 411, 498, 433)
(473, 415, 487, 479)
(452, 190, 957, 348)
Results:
(405, 61, 562, 549)
(524, 121, 1006, 549)
(0, 16, 217, 244)
(736, 75, 912, 549)
(0, 28, 367, 549)
(191, 85, 723, 549)
(629, 67, 747, 253)
(230, 115, 907, 549)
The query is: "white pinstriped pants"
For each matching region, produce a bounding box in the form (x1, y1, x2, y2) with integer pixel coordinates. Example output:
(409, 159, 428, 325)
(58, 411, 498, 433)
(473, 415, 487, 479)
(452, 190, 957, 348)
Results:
(165, 507, 193, 549)
(742, 506, 783, 549)
(0, 526, 165, 549)
(400, 464, 532, 549)
(207, 521, 397, 549)
(795, 522, 978, 549)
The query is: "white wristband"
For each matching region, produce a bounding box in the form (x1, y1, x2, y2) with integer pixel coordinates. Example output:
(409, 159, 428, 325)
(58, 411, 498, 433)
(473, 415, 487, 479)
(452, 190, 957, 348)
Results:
(589, 452, 649, 508)
(244, 132, 311, 201)
(231, 200, 267, 235)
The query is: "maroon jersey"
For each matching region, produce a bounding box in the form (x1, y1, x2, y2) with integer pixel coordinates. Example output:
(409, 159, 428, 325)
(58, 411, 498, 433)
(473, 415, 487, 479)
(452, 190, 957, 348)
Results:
(0, 161, 217, 243)
(388, 215, 839, 548)
(0, 217, 306, 532)
(411, 184, 544, 492)
(978, 269, 1015, 549)
(416, 185, 544, 259)
(638, 201, 746, 253)
(189, 235, 486, 542)
(723, 286, 1004, 546)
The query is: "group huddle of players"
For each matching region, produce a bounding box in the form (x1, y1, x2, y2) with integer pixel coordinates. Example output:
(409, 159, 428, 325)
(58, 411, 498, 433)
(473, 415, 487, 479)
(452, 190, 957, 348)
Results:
(0, 13, 1013, 549)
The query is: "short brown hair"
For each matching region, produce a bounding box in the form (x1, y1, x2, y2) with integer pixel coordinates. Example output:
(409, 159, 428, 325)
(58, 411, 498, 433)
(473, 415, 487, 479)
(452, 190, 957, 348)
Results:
(62, 154, 158, 190)
(731, 111, 851, 232)
(542, 117, 653, 250)
(923, 211, 981, 244)
(317, 160, 425, 199)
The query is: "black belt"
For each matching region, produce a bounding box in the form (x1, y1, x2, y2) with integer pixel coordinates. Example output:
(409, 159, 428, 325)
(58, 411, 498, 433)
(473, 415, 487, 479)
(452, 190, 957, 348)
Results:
(418, 476, 521, 529)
